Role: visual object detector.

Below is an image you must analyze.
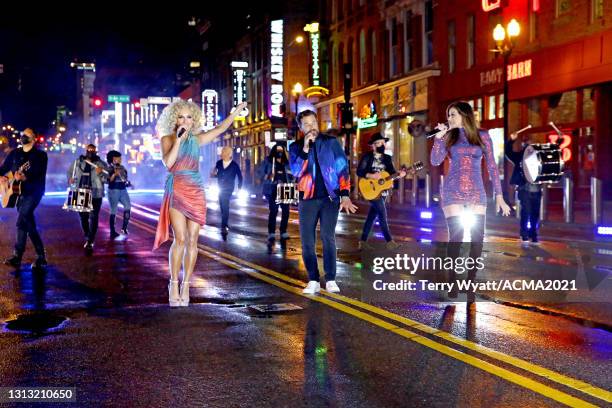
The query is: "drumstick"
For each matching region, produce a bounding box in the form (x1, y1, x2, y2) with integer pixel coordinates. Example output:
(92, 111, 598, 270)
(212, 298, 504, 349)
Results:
(548, 121, 563, 136)
(515, 124, 532, 135)
(84, 159, 110, 175)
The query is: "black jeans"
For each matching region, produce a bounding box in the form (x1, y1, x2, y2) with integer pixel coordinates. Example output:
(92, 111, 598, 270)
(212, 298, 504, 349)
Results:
(219, 190, 233, 229)
(15, 194, 45, 257)
(298, 197, 340, 282)
(79, 197, 103, 243)
(518, 189, 542, 239)
(360, 197, 392, 242)
(268, 187, 290, 236)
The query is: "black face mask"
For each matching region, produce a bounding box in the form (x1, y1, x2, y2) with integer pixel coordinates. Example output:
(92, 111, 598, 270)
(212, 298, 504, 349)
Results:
(275, 151, 284, 158)
(20, 136, 32, 145)
(375, 145, 385, 154)
(86, 151, 96, 159)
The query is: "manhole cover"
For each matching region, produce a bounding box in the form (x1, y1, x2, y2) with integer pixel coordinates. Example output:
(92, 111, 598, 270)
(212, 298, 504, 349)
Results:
(5, 313, 67, 334)
(249, 303, 303, 313)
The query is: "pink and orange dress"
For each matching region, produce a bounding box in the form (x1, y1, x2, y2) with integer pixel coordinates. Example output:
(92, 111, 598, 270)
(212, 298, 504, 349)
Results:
(153, 133, 206, 249)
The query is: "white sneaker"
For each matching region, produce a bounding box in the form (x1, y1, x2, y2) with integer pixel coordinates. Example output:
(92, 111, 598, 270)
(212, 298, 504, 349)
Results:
(302, 281, 321, 294)
(325, 281, 340, 293)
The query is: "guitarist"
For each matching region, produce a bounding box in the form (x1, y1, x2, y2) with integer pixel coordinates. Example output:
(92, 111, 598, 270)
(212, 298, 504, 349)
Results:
(67, 144, 107, 251)
(356, 133, 405, 250)
(0, 128, 48, 269)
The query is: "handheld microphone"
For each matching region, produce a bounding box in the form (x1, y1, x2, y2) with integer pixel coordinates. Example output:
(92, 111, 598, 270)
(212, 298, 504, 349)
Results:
(177, 128, 186, 138)
(425, 123, 449, 139)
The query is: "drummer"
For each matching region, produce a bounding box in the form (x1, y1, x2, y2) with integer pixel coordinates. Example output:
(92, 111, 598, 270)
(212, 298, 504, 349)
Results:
(505, 132, 543, 244)
(261, 143, 293, 250)
(67, 144, 107, 251)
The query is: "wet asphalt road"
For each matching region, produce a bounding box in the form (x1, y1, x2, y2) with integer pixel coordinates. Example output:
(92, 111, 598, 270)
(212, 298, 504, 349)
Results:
(0, 192, 610, 407)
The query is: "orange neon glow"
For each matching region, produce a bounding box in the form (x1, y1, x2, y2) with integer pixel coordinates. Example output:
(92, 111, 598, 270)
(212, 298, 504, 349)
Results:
(482, 0, 502, 12)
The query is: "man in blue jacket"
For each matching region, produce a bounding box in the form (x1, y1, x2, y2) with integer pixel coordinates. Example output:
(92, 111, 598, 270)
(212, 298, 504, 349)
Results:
(289, 110, 358, 294)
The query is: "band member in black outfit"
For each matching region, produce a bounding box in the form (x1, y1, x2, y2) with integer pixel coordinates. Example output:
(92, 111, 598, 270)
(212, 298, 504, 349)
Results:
(505, 131, 542, 244)
(262, 144, 292, 250)
(67, 144, 107, 251)
(0, 128, 48, 269)
(106, 150, 131, 239)
(356, 133, 405, 250)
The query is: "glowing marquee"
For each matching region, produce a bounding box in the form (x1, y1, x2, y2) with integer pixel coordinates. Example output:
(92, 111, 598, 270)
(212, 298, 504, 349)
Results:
(304, 22, 320, 86)
(270, 20, 284, 117)
(202, 90, 218, 131)
(507, 59, 532, 81)
(231, 61, 249, 118)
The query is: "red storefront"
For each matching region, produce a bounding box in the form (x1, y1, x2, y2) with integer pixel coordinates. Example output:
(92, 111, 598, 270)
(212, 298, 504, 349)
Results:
(433, 0, 612, 202)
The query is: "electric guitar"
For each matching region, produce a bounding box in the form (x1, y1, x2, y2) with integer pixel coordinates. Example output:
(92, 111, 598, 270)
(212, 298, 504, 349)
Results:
(358, 161, 424, 201)
(1, 161, 31, 208)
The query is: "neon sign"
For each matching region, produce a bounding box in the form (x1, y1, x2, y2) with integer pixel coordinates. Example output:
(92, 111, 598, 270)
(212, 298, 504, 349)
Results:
(507, 59, 532, 81)
(231, 61, 249, 118)
(304, 22, 320, 86)
(482, 0, 501, 12)
(270, 20, 284, 117)
(202, 90, 218, 131)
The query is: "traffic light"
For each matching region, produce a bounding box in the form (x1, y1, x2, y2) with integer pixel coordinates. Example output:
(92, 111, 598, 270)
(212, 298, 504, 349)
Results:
(92, 97, 103, 108)
(134, 101, 141, 109)
(37, 136, 45, 144)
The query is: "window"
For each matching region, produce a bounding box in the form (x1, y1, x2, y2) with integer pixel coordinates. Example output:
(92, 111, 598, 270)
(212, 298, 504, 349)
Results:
(424, 0, 434, 65)
(332, 43, 339, 92)
(466, 15, 475, 68)
(332, 0, 337, 22)
(498, 94, 504, 119)
(389, 17, 399, 77)
(591, 0, 604, 21)
(529, 2, 538, 42)
(556, 0, 571, 17)
(448, 20, 456, 73)
(404, 10, 413, 73)
(359, 29, 367, 85)
(488, 95, 496, 120)
(371, 30, 377, 81)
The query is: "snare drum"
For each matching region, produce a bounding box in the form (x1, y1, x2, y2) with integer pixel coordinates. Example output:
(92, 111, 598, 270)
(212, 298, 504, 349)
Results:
(63, 188, 94, 212)
(275, 183, 299, 205)
(522, 143, 564, 184)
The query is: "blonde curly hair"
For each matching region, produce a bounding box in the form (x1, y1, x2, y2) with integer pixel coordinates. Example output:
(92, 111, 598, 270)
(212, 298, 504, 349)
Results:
(155, 99, 203, 137)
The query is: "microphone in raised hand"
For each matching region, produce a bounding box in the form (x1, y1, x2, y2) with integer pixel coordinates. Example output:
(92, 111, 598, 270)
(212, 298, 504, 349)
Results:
(177, 127, 187, 138)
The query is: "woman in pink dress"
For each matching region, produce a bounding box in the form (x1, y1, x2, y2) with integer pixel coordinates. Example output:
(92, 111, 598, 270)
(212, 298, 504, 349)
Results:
(154, 100, 247, 306)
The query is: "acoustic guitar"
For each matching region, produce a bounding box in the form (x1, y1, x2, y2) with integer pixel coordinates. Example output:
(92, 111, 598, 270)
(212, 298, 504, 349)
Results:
(1, 161, 31, 208)
(358, 161, 424, 201)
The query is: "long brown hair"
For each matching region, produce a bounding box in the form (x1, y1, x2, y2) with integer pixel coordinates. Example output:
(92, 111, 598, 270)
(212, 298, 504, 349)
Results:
(445, 101, 484, 150)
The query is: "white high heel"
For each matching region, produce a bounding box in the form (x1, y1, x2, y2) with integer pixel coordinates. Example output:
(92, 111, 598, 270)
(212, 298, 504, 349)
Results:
(168, 280, 181, 307)
(179, 281, 190, 307)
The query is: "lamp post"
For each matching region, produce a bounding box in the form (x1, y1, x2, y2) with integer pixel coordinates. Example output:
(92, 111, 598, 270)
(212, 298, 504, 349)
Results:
(292, 82, 303, 139)
(493, 18, 520, 187)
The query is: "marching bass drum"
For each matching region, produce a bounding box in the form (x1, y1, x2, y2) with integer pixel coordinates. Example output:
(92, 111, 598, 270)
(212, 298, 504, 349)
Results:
(63, 188, 94, 212)
(522, 143, 564, 184)
(275, 183, 299, 205)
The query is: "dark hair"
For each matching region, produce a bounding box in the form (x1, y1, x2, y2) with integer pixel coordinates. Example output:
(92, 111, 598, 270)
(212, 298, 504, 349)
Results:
(86, 144, 97, 150)
(445, 101, 483, 150)
(267, 143, 288, 165)
(297, 109, 317, 125)
(106, 150, 121, 165)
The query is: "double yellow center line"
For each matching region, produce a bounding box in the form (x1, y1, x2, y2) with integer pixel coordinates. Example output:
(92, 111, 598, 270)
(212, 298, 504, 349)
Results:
(128, 213, 610, 408)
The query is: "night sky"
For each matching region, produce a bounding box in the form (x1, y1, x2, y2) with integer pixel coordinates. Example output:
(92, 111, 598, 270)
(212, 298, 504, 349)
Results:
(0, 10, 206, 132)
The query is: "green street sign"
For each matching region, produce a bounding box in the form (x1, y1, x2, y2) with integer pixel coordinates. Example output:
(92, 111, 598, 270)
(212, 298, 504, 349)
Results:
(108, 95, 130, 103)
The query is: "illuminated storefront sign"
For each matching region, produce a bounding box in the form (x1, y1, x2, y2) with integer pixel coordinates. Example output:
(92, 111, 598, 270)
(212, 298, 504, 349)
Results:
(231, 61, 249, 117)
(480, 68, 503, 87)
(482, 0, 501, 12)
(507, 59, 532, 81)
(304, 22, 320, 86)
(202, 89, 218, 131)
(270, 19, 284, 117)
(357, 101, 378, 129)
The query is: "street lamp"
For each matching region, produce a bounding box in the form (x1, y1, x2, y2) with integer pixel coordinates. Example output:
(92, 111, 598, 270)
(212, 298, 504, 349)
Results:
(292, 82, 303, 139)
(492, 18, 520, 184)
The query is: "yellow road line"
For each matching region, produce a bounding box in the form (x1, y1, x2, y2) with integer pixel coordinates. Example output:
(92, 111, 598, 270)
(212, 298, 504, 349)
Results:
(129, 216, 610, 406)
